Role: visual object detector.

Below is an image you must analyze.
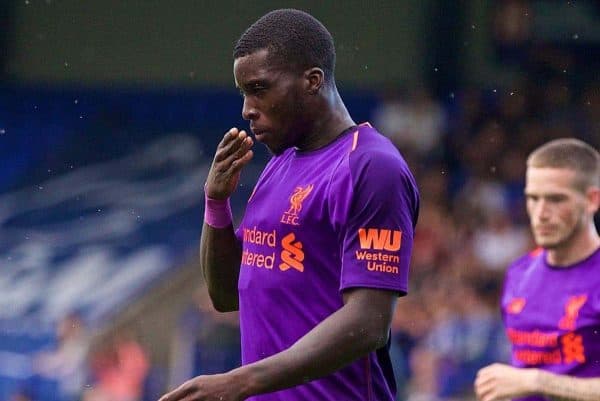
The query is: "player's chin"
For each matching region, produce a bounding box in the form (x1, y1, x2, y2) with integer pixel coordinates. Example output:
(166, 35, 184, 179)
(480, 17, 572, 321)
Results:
(534, 236, 560, 249)
(263, 141, 288, 156)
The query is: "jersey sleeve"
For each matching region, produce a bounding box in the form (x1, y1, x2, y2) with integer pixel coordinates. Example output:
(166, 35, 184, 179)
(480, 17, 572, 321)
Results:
(332, 148, 419, 295)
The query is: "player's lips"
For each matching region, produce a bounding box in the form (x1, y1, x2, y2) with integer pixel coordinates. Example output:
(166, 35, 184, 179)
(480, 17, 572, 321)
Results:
(534, 226, 555, 235)
(250, 127, 268, 141)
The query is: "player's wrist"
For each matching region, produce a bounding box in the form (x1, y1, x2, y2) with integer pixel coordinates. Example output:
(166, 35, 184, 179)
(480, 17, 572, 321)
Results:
(204, 190, 233, 228)
(229, 365, 259, 399)
(528, 368, 544, 394)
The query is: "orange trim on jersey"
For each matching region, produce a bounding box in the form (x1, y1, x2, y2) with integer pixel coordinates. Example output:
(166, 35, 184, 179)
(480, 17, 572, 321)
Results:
(247, 186, 257, 203)
(529, 247, 543, 257)
(350, 122, 372, 152)
(351, 130, 359, 151)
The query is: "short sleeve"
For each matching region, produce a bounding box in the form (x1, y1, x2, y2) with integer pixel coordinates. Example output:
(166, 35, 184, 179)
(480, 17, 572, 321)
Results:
(337, 149, 419, 295)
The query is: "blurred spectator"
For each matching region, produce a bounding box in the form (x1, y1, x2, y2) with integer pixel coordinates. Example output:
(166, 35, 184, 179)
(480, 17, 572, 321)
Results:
(404, 279, 509, 401)
(10, 389, 35, 401)
(370, 35, 600, 400)
(577, 81, 600, 148)
(373, 86, 446, 160)
(168, 285, 240, 389)
(492, 0, 532, 65)
(33, 313, 90, 401)
(472, 212, 530, 271)
(84, 330, 149, 401)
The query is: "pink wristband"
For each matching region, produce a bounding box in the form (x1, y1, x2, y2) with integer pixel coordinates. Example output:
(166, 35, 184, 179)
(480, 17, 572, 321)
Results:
(204, 194, 233, 228)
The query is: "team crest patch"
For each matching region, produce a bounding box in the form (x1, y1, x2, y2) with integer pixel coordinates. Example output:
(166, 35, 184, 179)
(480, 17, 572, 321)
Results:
(280, 184, 314, 226)
(558, 294, 588, 331)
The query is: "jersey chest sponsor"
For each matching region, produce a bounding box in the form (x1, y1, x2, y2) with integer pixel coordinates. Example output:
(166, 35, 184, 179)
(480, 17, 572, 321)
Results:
(505, 293, 591, 366)
(241, 226, 305, 273)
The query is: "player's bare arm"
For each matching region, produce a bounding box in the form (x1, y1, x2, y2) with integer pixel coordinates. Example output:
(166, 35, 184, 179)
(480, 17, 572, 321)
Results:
(537, 370, 600, 401)
(475, 363, 600, 401)
(200, 128, 253, 312)
(159, 288, 397, 400)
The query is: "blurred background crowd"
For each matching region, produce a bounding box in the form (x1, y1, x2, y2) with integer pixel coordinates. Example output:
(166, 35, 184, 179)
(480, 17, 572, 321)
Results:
(1, 1, 598, 401)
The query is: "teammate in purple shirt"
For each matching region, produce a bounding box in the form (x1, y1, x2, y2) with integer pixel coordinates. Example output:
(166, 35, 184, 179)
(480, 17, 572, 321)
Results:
(475, 138, 600, 401)
(159, 9, 419, 401)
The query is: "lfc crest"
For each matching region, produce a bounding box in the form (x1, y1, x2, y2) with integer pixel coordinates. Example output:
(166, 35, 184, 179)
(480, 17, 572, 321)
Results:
(280, 184, 314, 226)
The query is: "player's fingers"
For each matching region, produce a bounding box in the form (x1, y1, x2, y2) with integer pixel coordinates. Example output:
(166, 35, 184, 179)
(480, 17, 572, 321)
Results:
(476, 373, 496, 390)
(474, 372, 489, 385)
(158, 384, 193, 401)
(229, 149, 254, 174)
(478, 365, 493, 376)
(177, 394, 199, 401)
(476, 381, 496, 401)
(477, 366, 497, 381)
(214, 130, 248, 162)
(221, 134, 253, 167)
(230, 130, 253, 157)
(157, 392, 171, 401)
(218, 128, 239, 148)
(474, 382, 485, 400)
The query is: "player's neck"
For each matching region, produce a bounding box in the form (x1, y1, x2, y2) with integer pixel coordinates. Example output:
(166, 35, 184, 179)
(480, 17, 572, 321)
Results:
(546, 225, 600, 267)
(296, 91, 355, 152)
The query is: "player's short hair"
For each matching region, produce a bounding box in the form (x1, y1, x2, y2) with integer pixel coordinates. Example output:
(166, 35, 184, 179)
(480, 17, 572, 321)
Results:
(527, 138, 600, 191)
(234, 9, 336, 85)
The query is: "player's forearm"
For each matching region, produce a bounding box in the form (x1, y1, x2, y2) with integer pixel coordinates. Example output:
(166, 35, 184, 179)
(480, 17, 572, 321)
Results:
(535, 370, 600, 401)
(231, 289, 395, 398)
(199, 223, 242, 312)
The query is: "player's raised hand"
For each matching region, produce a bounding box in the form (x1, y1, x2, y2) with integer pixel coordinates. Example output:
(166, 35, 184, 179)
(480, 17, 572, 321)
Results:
(206, 128, 254, 200)
(157, 373, 246, 401)
(474, 363, 539, 401)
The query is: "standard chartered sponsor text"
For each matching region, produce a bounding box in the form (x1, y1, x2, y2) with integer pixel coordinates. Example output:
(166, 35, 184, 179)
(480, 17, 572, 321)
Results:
(242, 249, 275, 269)
(243, 226, 276, 246)
(242, 226, 277, 269)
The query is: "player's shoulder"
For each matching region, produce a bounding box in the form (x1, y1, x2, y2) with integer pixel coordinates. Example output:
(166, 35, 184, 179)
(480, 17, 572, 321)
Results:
(351, 122, 401, 154)
(343, 123, 419, 210)
(348, 122, 410, 172)
(507, 247, 544, 274)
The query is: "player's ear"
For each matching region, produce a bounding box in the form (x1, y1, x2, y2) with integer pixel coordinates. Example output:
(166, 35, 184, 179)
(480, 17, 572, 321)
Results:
(586, 186, 600, 214)
(304, 67, 324, 94)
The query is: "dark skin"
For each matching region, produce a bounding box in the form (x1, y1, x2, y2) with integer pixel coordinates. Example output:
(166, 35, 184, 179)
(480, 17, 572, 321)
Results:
(159, 48, 398, 401)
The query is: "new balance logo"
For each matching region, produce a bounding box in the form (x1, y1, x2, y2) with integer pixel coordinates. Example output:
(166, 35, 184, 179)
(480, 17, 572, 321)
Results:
(279, 233, 304, 272)
(506, 298, 526, 314)
(358, 228, 402, 251)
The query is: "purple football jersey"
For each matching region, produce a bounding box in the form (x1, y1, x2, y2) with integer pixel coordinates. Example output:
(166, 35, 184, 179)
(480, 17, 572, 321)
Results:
(502, 247, 600, 401)
(235, 123, 419, 400)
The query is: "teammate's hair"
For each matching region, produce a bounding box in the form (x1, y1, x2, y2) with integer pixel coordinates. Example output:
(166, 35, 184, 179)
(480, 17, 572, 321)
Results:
(234, 9, 336, 85)
(527, 138, 600, 190)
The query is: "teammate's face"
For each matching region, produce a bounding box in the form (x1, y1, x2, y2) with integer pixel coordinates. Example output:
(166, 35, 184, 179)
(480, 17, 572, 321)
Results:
(525, 167, 590, 249)
(234, 49, 308, 155)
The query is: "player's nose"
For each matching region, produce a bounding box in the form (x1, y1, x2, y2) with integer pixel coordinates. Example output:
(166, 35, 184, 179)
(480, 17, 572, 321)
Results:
(242, 97, 259, 121)
(534, 200, 552, 221)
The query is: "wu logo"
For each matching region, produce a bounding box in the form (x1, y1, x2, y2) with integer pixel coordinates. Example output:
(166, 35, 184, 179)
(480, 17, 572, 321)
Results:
(279, 233, 304, 272)
(281, 184, 314, 226)
(358, 228, 402, 251)
(558, 294, 588, 331)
